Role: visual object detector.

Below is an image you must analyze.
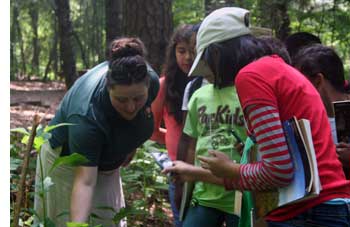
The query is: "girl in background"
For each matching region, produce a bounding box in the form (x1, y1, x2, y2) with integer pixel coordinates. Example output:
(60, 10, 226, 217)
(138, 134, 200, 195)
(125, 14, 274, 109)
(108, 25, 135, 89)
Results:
(150, 24, 194, 227)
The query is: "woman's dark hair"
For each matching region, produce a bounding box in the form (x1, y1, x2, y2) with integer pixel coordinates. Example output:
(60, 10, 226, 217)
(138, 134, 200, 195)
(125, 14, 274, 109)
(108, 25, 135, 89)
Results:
(106, 37, 149, 87)
(258, 36, 291, 64)
(293, 44, 348, 93)
(164, 24, 194, 123)
(203, 34, 272, 88)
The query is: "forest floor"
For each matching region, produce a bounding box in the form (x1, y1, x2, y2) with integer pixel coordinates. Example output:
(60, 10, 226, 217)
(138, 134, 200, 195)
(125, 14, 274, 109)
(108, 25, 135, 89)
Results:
(10, 81, 66, 128)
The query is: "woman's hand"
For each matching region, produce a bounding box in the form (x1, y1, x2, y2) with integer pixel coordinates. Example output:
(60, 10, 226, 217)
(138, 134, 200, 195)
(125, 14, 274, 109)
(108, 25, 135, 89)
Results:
(162, 161, 198, 182)
(198, 150, 239, 179)
(336, 142, 350, 175)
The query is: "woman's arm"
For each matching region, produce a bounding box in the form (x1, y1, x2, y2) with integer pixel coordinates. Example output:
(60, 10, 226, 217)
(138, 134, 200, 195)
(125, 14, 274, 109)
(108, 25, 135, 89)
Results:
(70, 166, 98, 222)
(150, 78, 166, 144)
(163, 160, 224, 186)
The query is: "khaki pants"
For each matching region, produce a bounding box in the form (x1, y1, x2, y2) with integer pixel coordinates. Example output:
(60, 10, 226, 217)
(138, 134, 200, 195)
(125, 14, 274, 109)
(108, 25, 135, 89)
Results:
(34, 142, 127, 227)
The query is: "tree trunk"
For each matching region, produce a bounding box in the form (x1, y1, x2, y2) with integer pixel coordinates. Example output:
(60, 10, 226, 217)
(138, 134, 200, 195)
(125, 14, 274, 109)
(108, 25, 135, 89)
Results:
(105, 0, 123, 55)
(10, 3, 18, 80)
(205, 0, 235, 15)
(124, 0, 173, 73)
(29, 1, 40, 78)
(54, 0, 77, 89)
(73, 31, 89, 69)
(44, 23, 59, 81)
(12, 2, 27, 78)
(257, 0, 291, 40)
(276, 1, 291, 40)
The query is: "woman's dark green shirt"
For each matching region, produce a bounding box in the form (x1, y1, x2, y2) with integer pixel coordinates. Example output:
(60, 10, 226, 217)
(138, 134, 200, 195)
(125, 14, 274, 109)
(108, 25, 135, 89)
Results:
(49, 61, 159, 171)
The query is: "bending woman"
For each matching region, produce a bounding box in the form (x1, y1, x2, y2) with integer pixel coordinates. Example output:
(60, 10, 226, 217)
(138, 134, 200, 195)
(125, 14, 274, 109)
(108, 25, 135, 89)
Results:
(34, 37, 159, 227)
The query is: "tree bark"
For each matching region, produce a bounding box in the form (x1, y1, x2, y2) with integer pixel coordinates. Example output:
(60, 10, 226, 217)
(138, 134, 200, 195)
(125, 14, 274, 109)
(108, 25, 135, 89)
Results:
(205, 0, 235, 15)
(276, 1, 291, 40)
(105, 0, 123, 55)
(29, 1, 40, 77)
(124, 0, 173, 73)
(54, 0, 77, 89)
(12, 2, 27, 78)
(10, 2, 17, 80)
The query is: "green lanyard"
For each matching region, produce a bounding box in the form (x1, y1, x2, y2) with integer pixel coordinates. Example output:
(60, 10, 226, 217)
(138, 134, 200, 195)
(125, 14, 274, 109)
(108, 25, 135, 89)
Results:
(241, 137, 255, 164)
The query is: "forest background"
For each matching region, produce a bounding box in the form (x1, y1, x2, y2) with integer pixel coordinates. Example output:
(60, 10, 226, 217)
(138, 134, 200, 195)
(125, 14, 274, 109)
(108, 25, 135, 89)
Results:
(10, 0, 350, 87)
(8, 0, 350, 227)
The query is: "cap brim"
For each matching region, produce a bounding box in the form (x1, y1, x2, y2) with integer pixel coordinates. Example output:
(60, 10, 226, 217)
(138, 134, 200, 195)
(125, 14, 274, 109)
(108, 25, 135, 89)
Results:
(188, 51, 213, 77)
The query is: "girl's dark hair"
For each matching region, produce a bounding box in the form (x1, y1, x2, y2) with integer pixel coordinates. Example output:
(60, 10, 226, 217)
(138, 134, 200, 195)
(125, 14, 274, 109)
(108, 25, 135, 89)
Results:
(203, 34, 272, 88)
(293, 44, 347, 93)
(106, 37, 149, 87)
(164, 24, 194, 123)
(258, 36, 291, 64)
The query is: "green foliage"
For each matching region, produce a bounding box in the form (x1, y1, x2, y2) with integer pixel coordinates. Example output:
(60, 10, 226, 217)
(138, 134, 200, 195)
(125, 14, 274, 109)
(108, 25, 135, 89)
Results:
(120, 141, 171, 226)
(173, 0, 204, 26)
(10, 0, 350, 82)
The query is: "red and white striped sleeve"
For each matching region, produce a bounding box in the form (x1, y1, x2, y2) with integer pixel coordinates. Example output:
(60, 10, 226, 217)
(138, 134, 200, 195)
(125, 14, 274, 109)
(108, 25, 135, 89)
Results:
(237, 104, 294, 191)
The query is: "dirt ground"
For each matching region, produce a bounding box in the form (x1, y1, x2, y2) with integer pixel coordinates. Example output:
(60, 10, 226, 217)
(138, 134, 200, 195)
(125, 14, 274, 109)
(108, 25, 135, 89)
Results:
(10, 81, 66, 128)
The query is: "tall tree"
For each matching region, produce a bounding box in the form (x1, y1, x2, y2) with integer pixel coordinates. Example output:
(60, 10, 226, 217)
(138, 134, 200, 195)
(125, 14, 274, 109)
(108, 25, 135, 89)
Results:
(124, 0, 173, 73)
(205, 0, 235, 15)
(11, 1, 27, 79)
(29, 0, 40, 77)
(54, 0, 77, 88)
(256, 0, 291, 40)
(105, 0, 123, 52)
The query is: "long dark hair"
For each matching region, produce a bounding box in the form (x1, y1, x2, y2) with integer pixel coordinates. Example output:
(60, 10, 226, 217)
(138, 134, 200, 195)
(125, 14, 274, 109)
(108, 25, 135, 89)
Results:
(293, 44, 348, 93)
(164, 25, 194, 123)
(106, 37, 149, 87)
(203, 34, 272, 88)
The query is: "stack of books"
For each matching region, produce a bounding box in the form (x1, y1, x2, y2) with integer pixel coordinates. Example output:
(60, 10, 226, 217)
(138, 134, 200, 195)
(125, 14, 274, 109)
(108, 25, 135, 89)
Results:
(252, 117, 322, 219)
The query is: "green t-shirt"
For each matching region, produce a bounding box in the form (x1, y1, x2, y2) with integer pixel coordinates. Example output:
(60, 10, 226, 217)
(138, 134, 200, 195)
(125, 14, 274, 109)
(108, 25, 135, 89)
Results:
(183, 84, 246, 214)
(49, 61, 159, 171)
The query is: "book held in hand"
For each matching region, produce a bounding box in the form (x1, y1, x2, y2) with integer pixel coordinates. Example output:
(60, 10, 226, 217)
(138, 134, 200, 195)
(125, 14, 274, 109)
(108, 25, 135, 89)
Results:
(252, 117, 321, 219)
(333, 100, 350, 143)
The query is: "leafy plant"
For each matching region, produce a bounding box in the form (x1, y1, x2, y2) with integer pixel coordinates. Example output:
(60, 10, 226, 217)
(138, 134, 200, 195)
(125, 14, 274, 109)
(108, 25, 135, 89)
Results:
(11, 123, 89, 227)
(119, 140, 172, 226)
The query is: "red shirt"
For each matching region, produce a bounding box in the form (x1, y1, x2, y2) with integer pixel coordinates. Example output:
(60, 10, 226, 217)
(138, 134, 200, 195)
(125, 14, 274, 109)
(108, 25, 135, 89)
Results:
(150, 77, 183, 160)
(235, 55, 350, 221)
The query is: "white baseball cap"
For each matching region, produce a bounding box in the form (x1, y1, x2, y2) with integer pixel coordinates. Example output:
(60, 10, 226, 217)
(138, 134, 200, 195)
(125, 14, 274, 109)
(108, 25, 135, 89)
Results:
(189, 7, 251, 77)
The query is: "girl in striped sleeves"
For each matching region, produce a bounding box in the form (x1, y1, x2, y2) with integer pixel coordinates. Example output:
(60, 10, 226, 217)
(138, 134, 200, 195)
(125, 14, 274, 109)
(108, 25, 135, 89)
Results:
(164, 7, 350, 227)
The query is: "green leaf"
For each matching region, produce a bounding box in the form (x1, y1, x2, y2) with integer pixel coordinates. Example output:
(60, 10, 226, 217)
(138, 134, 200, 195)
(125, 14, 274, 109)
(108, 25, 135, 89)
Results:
(66, 222, 89, 227)
(33, 136, 46, 151)
(10, 157, 22, 171)
(44, 217, 56, 227)
(48, 153, 89, 174)
(55, 210, 70, 219)
(94, 206, 116, 213)
(10, 127, 30, 135)
(44, 123, 75, 132)
(21, 135, 29, 145)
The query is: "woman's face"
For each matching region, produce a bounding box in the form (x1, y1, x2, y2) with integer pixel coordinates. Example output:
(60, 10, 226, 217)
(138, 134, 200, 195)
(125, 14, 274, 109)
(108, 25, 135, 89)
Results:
(108, 83, 149, 120)
(175, 41, 194, 74)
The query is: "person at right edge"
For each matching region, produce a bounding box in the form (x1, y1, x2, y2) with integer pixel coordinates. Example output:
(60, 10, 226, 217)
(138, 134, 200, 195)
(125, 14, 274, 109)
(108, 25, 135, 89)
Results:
(164, 7, 350, 227)
(293, 44, 350, 179)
